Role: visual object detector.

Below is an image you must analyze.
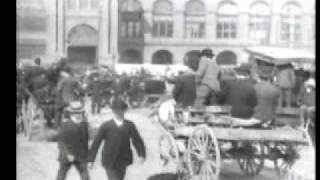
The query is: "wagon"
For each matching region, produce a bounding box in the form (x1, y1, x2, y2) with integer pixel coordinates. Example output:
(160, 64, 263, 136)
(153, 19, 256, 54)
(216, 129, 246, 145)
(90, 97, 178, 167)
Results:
(156, 105, 312, 180)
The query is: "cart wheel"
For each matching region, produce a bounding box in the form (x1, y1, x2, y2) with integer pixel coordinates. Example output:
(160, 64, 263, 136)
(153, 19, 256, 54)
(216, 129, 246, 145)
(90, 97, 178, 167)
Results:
(237, 142, 265, 177)
(273, 143, 297, 178)
(187, 125, 221, 180)
(159, 130, 179, 168)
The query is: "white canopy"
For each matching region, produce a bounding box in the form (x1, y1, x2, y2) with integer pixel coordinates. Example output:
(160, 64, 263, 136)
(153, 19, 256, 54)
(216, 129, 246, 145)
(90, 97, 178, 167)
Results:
(244, 47, 315, 66)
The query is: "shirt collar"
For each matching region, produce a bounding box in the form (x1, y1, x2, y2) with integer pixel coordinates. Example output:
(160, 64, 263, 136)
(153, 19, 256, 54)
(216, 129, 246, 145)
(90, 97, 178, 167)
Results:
(113, 117, 124, 127)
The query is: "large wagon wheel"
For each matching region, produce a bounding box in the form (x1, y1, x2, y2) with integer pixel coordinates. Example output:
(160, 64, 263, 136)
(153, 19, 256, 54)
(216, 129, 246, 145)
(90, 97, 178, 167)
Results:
(273, 143, 298, 178)
(187, 125, 221, 180)
(237, 142, 265, 177)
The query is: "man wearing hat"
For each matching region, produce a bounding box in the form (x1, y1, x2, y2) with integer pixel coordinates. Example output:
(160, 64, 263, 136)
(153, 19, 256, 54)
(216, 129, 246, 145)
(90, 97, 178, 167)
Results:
(194, 48, 221, 106)
(253, 72, 280, 126)
(56, 101, 90, 180)
(88, 95, 146, 180)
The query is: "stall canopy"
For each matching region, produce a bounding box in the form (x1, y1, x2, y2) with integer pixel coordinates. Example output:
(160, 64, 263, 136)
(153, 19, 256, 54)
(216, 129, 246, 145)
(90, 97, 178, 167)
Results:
(245, 47, 315, 70)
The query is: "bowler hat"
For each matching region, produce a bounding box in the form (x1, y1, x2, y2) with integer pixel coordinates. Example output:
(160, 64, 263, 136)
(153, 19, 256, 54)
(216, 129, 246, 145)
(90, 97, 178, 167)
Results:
(200, 48, 215, 58)
(66, 101, 84, 113)
(110, 96, 128, 111)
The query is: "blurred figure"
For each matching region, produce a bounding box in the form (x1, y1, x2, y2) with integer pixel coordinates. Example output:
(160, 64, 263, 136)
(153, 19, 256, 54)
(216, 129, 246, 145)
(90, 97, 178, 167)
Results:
(219, 65, 257, 119)
(56, 101, 90, 180)
(54, 70, 83, 128)
(172, 67, 196, 108)
(253, 73, 280, 126)
(297, 77, 315, 130)
(194, 48, 220, 107)
(275, 63, 296, 107)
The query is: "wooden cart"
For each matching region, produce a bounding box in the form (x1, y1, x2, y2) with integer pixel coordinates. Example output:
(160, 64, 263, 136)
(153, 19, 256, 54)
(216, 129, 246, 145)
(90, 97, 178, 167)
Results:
(157, 106, 311, 180)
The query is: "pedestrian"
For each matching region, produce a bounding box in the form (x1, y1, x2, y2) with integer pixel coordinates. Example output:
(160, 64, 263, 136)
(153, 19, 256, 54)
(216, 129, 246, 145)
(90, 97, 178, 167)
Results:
(275, 63, 296, 107)
(253, 73, 281, 126)
(56, 101, 90, 180)
(88, 95, 146, 180)
(194, 48, 221, 107)
(297, 77, 315, 127)
(54, 70, 83, 128)
(172, 67, 196, 108)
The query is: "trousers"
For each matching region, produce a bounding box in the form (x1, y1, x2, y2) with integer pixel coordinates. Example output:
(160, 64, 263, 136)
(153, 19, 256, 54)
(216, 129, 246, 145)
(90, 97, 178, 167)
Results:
(105, 166, 127, 180)
(56, 161, 90, 180)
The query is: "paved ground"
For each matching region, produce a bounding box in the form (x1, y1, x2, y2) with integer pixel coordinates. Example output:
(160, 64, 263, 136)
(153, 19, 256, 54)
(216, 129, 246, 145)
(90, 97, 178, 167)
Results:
(17, 108, 281, 180)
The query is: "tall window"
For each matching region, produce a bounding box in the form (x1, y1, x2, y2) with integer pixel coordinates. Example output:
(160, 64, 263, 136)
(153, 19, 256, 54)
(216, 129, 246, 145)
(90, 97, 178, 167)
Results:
(153, 0, 173, 38)
(18, 43, 46, 59)
(280, 3, 302, 44)
(249, 2, 271, 44)
(120, 0, 143, 38)
(184, 0, 205, 38)
(216, 1, 238, 39)
(67, 0, 99, 10)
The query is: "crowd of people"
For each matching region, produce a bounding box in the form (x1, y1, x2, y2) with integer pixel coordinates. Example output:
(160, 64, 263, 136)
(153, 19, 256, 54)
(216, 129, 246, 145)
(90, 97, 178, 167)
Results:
(16, 48, 315, 180)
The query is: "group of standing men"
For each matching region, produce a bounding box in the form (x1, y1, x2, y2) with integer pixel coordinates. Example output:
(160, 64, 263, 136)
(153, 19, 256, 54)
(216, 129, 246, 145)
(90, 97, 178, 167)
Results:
(173, 48, 315, 126)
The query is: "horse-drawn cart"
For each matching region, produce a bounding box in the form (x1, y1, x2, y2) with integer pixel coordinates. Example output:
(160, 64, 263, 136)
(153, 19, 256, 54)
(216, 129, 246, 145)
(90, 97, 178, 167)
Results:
(156, 106, 312, 180)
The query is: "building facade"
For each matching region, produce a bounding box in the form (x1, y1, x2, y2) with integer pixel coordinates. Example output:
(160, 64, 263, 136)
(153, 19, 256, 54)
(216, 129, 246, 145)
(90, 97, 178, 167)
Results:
(17, 0, 315, 66)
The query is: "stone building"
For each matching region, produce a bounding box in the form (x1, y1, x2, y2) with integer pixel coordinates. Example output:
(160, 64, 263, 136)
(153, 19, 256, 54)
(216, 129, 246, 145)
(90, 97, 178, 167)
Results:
(17, 0, 315, 66)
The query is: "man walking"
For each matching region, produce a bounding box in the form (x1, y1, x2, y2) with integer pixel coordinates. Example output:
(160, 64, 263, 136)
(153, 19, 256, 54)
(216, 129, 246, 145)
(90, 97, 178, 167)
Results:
(194, 48, 220, 106)
(88, 95, 146, 180)
(56, 101, 90, 180)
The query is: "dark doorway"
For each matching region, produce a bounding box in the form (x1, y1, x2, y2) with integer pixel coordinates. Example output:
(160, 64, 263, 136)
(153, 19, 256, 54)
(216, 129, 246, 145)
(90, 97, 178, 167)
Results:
(216, 51, 237, 65)
(152, 50, 173, 64)
(119, 49, 143, 64)
(67, 46, 96, 65)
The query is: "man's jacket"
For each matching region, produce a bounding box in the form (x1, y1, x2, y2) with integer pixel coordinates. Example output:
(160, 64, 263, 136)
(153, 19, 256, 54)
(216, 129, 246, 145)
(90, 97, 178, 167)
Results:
(196, 57, 220, 92)
(58, 120, 89, 163)
(88, 119, 146, 168)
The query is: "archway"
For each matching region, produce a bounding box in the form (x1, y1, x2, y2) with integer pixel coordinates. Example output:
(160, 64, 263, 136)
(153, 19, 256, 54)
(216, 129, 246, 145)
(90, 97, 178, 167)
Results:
(119, 49, 143, 64)
(152, 50, 173, 64)
(216, 51, 237, 65)
(67, 24, 98, 64)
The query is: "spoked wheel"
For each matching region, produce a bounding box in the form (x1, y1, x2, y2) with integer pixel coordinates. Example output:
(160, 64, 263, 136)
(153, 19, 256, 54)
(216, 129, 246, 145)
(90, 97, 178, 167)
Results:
(273, 143, 298, 178)
(237, 142, 265, 177)
(187, 125, 221, 180)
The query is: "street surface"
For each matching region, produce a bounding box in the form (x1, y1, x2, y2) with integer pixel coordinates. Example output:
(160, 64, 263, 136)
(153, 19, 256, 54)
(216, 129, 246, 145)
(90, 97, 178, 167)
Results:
(17, 108, 280, 180)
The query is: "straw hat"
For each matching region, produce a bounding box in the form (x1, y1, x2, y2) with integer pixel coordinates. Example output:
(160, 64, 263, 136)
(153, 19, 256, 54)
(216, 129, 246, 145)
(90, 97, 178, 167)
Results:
(65, 101, 84, 113)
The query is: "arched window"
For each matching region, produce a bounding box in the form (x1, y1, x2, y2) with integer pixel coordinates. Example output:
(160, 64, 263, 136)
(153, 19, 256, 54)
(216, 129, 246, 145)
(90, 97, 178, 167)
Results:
(67, 24, 98, 46)
(216, 51, 237, 65)
(184, 0, 205, 38)
(216, 1, 239, 39)
(120, 0, 143, 38)
(119, 49, 143, 64)
(152, 50, 173, 64)
(152, 0, 173, 37)
(280, 2, 303, 44)
(249, 2, 271, 44)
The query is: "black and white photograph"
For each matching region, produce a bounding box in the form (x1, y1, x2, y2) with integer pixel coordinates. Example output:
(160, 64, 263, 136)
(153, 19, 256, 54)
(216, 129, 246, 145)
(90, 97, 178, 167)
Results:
(16, 0, 315, 180)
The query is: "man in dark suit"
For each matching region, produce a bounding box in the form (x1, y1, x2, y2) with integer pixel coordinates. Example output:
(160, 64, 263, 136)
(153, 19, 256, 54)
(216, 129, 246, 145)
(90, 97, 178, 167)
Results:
(88, 96, 146, 180)
(56, 101, 90, 180)
(219, 67, 257, 119)
(172, 69, 196, 108)
(253, 73, 280, 125)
